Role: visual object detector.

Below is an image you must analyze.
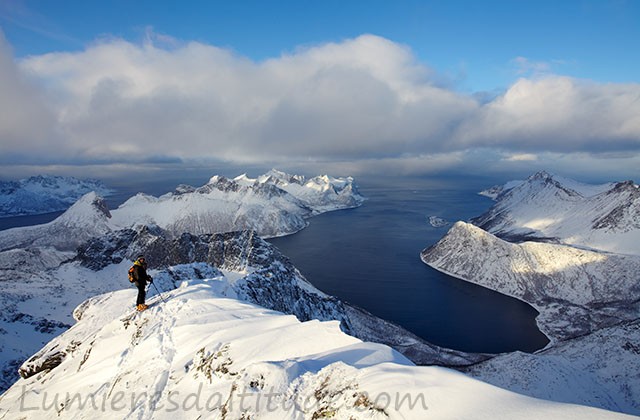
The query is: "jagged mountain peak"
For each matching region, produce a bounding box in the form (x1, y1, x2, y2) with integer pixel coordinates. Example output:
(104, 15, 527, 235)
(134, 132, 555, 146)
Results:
(527, 170, 554, 181)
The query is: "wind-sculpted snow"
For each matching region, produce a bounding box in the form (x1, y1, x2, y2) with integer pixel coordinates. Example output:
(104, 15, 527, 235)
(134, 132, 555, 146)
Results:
(0, 282, 625, 419)
(473, 171, 640, 254)
(0, 175, 113, 217)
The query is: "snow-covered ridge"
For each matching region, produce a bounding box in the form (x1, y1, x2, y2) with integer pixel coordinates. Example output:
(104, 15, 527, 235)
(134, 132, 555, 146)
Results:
(0, 175, 113, 217)
(234, 168, 364, 214)
(0, 170, 365, 253)
(0, 280, 624, 419)
(473, 171, 639, 254)
(0, 192, 113, 252)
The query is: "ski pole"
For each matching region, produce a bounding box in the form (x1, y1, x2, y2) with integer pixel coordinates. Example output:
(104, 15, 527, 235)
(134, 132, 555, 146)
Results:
(151, 281, 168, 304)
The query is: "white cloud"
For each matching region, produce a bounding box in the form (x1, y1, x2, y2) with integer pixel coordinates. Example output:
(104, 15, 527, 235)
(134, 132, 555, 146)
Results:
(0, 31, 57, 161)
(0, 32, 639, 180)
(453, 76, 640, 152)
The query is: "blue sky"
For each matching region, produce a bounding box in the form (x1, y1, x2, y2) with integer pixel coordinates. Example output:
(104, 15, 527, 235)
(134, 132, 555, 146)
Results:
(3, 0, 638, 91)
(0, 0, 639, 182)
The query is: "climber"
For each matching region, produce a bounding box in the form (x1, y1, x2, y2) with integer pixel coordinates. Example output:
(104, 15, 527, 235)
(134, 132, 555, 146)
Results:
(131, 255, 153, 311)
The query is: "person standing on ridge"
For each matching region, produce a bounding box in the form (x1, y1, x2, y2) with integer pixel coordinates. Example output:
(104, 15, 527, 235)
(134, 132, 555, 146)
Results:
(131, 255, 153, 311)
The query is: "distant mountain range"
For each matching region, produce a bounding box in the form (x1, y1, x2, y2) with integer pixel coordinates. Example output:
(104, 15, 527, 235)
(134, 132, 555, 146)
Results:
(422, 171, 640, 415)
(0, 175, 113, 217)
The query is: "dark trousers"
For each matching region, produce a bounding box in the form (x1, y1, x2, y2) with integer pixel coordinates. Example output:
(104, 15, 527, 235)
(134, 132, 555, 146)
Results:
(135, 282, 146, 305)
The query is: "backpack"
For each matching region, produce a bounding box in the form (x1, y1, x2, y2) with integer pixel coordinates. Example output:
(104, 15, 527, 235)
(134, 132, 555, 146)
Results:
(128, 265, 136, 283)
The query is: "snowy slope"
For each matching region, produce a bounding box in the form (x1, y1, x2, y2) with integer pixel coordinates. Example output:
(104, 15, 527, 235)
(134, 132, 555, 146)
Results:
(0, 280, 628, 420)
(466, 320, 640, 416)
(0, 175, 113, 217)
(473, 171, 639, 254)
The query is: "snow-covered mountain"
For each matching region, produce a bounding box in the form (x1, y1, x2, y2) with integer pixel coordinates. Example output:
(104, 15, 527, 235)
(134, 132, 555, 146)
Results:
(0, 175, 113, 217)
(237, 169, 364, 214)
(421, 172, 640, 416)
(0, 279, 626, 419)
(422, 221, 640, 342)
(0, 170, 364, 253)
(473, 171, 639, 254)
(0, 192, 113, 252)
(109, 170, 364, 237)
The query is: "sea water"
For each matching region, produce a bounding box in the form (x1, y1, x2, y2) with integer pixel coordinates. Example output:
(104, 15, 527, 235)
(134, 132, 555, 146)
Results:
(269, 178, 549, 353)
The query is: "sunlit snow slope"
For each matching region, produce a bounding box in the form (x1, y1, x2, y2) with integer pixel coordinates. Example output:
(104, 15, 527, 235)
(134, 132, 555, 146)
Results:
(0, 279, 627, 420)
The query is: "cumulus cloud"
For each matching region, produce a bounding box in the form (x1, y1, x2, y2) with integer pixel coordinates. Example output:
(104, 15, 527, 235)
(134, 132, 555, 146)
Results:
(0, 31, 57, 162)
(1, 32, 639, 179)
(454, 77, 640, 153)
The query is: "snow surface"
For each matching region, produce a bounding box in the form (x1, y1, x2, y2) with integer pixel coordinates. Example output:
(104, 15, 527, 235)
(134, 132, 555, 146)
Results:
(0, 175, 113, 217)
(0, 279, 627, 419)
(0, 223, 478, 395)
